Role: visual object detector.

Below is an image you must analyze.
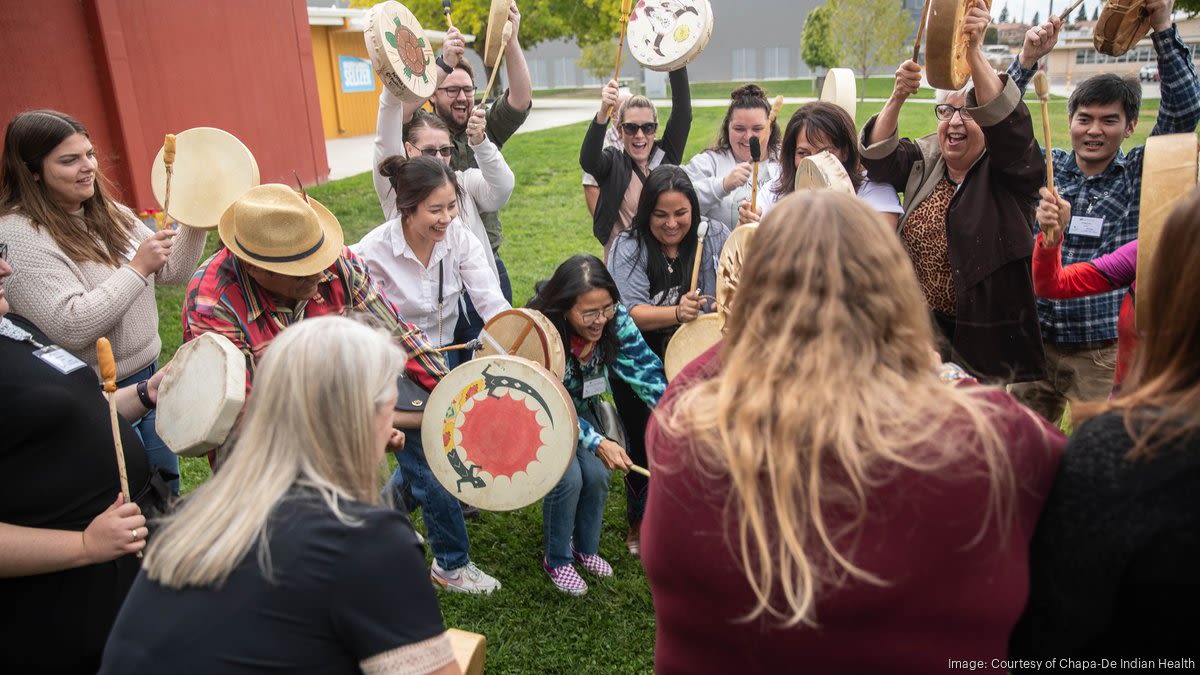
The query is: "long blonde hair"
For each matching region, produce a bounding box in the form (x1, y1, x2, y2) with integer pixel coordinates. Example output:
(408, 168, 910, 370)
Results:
(659, 191, 1022, 627)
(145, 316, 406, 588)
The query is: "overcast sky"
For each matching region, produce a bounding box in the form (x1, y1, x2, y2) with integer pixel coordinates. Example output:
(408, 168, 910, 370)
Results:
(991, 0, 1100, 24)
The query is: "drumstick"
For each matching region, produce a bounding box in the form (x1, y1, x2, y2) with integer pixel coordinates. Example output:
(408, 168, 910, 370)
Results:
(433, 338, 483, 353)
(605, 0, 635, 121)
(442, 0, 454, 29)
(629, 464, 651, 478)
(161, 134, 176, 231)
(688, 219, 709, 296)
(748, 136, 762, 215)
(912, 0, 933, 62)
(767, 95, 784, 126)
(97, 338, 132, 504)
(1033, 71, 1055, 195)
(478, 22, 514, 107)
(1057, 0, 1085, 21)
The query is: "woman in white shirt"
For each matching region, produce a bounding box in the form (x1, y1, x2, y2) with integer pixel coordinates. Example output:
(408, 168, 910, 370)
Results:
(743, 102, 902, 227)
(683, 84, 781, 231)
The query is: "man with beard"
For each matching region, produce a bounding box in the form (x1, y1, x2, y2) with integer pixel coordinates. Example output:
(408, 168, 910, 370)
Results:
(398, 2, 531, 304)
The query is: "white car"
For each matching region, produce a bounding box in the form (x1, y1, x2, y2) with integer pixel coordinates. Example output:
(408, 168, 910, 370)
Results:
(1140, 64, 1160, 82)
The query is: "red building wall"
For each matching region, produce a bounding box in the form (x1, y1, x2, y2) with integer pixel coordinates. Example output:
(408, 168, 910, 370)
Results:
(0, 0, 328, 212)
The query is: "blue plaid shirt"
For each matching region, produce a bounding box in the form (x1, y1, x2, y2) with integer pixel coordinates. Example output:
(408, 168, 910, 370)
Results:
(1007, 26, 1200, 343)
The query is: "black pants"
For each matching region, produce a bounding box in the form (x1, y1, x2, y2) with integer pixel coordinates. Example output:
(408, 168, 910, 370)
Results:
(610, 375, 650, 525)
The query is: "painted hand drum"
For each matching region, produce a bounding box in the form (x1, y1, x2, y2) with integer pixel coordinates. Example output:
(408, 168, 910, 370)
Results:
(1135, 133, 1198, 328)
(477, 308, 566, 380)
(716, 223, 756, 331)
(820, 68, 857, 121)
(150, 127, 260, 230)
(664, 313, 721, 381)
(156, 332, 247, 457)
(422, 356, 578, 511)
(628, 0, 714, 72)
(364, 1, 437, 104)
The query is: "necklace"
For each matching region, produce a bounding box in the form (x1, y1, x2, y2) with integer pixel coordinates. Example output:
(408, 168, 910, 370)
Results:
(664, 254, 678, 275)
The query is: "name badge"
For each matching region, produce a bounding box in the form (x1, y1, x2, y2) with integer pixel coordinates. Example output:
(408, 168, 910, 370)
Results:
(34, 345, 88, 374)
(582, 375, 607, 399)
(1067, 215, 1104, 238)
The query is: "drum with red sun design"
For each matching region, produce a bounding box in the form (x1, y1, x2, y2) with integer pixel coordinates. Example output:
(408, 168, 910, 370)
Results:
(422, 355, 578, 511)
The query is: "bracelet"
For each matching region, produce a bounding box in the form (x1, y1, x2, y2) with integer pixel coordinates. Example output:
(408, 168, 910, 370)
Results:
(674, 305, 682, 324)
(435, 55, 454, 75)
(136, 380, 156, 410)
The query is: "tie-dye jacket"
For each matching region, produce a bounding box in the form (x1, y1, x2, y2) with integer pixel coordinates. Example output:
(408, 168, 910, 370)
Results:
(565, 303, 667, 452)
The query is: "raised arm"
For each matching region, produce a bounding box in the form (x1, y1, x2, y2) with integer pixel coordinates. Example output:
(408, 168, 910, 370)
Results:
(580, 81, 619, 180)
(501, 2, 532, 112)
(1146, 0, 1200, 136)
(461, 110, 515, 212)
(399, 26, 465, 123)
(869, 60, 922, 145)
(1007, 16, 1065, 92)
(659, 67, 693, 164)
(374, 87, 407, 221)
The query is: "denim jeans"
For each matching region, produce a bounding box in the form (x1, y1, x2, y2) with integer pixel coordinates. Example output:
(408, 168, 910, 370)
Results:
(117, 362, 179, 494)
(449, 294, 483, 368)
(542, 445, 610, 567)
(391, 429, 472, 570)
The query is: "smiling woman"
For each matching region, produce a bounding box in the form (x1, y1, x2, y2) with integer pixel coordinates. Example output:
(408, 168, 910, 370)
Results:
(0, 109, 208, 493)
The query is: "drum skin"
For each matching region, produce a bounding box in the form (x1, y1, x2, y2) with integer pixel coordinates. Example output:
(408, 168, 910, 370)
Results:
(664, 314, 721, 381)
(478, 308, 567, 380)
(364, 1, 437, 104)
(1135, 133, 1197, 328)
(156, 333, 247, 457)
(483, 0, 511, 67)
(925, 0, 976, 90)
(422, 356, 577, 511)
(716, 224, 756, 331)
(795, 151, 856, 195)
(821, 68, 857, 121)
(627, 0, 714, 72)
(150, 127, 260, 230)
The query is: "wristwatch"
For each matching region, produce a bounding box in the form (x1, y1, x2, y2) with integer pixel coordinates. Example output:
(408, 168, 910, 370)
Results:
(136, 379, 156, 410)
(436, 55, 454, 75)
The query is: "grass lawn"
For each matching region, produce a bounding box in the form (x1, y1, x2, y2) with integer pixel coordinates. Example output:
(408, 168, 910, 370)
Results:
(156, 94, 1160, 672)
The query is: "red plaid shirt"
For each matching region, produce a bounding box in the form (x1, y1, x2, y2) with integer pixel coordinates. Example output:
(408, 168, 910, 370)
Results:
(183, 246, 447, 393)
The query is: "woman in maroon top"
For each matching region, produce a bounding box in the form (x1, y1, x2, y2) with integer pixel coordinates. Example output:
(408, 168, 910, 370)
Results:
(643, 191, 1065, 674)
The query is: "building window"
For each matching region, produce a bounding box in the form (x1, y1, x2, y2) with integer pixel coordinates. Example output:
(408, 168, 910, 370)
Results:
(732, 48, 757, 80)
(763, 47, 790, 79)
(528, 59, 548, 89)
(554, 58, 576, 89)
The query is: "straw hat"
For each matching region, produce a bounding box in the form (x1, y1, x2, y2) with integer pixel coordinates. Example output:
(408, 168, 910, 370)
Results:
(218, 184, 344, 277)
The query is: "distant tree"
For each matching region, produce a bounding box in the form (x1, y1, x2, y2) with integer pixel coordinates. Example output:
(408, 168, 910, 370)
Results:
(576, 41, 614, 81)
(801, 4, 839, 90)
(1076, 4, 1089, 23)
(1179, 0, 1200, 13)
(998, 4, 1010, 23)
(1092, 5, 1100, 20)
(829, 0, 913, 100)
(1031, 10, 1041, 24)
(985, 26, 999, 44)
(347, 0, 623, 50)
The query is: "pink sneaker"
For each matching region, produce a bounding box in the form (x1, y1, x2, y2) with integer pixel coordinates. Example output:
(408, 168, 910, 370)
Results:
(543, 558, 588, 596)
(572, 545, 614, 577)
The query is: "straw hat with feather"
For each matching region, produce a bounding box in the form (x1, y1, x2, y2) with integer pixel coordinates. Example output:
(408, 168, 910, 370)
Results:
(218, 184, 344, 277)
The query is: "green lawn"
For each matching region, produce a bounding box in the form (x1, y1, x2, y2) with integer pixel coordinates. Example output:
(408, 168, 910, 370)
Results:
(157, 95, 1162, 672)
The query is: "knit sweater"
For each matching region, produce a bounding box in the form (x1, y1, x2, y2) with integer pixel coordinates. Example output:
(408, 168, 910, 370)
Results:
(0, 206, 206, 379)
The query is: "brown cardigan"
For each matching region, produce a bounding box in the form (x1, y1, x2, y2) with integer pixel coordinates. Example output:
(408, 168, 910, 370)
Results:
(860, 75, 1046, 383)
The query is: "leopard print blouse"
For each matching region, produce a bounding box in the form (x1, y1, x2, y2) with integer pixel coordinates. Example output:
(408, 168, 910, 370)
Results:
(901, 176, 957, 316)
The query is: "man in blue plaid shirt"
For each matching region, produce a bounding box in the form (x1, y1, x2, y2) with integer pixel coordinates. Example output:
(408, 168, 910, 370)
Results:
(1004, 0, 1200, 423)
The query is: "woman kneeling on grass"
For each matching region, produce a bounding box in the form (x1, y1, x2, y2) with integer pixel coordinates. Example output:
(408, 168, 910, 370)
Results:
(100, 316, 460, 675)
(643, 191, 1065, 673)
(527, 255, 666, 595)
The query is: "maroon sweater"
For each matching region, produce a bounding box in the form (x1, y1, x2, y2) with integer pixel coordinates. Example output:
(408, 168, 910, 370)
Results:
(643, 346, 1064, 674)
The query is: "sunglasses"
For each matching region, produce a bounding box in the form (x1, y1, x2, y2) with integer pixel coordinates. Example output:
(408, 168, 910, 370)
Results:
(934, 104, 974, 122)
(417, 145, 455, 158)
(620, 122, 658, 136)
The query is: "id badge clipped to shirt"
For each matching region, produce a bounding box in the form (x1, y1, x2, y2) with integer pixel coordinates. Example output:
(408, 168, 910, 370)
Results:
(582, 375, 607, 400)
(1067, 215, 1104, 238)
(34, 345, 88, 374)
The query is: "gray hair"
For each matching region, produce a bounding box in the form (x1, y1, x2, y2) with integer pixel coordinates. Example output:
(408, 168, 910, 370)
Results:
(935, 80, 975, 105)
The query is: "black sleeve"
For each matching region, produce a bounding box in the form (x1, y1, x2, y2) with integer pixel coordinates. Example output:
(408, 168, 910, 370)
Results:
(580, 119, 615, 180)
(329, 509, 446, 659)
(660, 67, 693, 165)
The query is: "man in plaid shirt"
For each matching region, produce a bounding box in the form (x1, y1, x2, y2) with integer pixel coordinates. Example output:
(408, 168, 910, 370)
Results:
(1004, 0, 1199, 423)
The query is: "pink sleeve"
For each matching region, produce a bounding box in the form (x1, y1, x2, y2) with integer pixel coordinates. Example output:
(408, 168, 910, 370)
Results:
(1088, 240, 1138, 288)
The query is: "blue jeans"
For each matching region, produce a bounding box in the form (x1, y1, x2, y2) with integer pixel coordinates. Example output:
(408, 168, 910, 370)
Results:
(390, 430, 472, 570)
(450, 294, 483, 368)
(542, 445, 609, 567)
(118, 362, 179, 494)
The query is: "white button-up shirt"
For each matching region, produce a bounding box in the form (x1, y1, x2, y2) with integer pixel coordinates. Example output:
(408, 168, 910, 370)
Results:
(352, 218, 509, 348)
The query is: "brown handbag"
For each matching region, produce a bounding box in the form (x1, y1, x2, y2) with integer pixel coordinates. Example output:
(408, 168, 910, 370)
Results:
(1094, 0, 1153, 57)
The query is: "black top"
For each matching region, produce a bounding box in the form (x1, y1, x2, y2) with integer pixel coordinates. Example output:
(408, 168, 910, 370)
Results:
(0, 314, 148, 674)
(100, 489, 447, 674)
(1010, 411, 1200, 663)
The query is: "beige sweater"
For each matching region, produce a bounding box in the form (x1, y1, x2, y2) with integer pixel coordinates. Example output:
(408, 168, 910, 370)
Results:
(0, 206, 207, 379)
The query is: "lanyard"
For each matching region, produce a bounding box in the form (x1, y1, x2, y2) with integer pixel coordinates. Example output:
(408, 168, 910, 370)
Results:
(0, 318, 44, 349)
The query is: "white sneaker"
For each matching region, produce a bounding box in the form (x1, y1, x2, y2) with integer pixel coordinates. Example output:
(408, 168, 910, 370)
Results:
(430, 560, 501, 595)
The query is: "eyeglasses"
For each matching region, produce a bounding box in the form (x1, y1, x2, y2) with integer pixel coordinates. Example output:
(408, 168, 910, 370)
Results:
(578, 303, 617, 324)
(417, 145, 455, 158)
(437, 86, 476, 98)
(620, 122, 658, 136)
(934, 104, 973, 122)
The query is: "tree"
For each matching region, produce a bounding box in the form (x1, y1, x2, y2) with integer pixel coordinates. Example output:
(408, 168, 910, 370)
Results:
(348, 0, 624, 50)
(828, 0, 913, 100)
(998, 4, 1010, 23)
(801, 5, 839, 91)
(985, 26, 999, 44)
(1076, 3, 1089, 23)
(576, 41, 615, 81)
(1092, 6, 1099, 20)
(1031, 11, 1040, 25)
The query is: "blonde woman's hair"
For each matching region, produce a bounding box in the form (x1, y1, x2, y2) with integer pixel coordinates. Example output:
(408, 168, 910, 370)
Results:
(658, 191, 1026, 628)
(144, 315, 406, 589)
